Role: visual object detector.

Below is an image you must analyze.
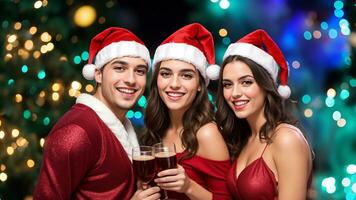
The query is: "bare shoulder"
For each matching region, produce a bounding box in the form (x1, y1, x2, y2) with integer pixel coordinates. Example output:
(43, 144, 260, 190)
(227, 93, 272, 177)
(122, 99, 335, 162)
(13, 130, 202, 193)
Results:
(272, 123, 311, 158)
(195, 122, 230, 161)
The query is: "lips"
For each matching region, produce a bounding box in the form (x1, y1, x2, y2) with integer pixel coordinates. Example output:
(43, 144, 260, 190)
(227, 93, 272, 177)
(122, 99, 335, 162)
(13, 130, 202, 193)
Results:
(116, 87, 137, 96)
(166, 91, 185, 101)
(232, 100, 249, 110)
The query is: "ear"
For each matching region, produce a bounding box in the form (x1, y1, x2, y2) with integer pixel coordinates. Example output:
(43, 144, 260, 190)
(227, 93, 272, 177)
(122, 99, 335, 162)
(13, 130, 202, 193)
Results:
(94, 68, 102, 83)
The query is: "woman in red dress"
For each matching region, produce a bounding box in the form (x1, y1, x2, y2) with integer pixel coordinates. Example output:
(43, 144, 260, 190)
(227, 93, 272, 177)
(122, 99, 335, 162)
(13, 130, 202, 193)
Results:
(141, 23, 231, 200)
(215, 29, 313, 200)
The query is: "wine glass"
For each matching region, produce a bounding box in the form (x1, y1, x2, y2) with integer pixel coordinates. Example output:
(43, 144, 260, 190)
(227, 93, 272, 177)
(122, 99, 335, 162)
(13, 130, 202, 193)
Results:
(153, 142, 177, 199)
(132, 146, 156, 190)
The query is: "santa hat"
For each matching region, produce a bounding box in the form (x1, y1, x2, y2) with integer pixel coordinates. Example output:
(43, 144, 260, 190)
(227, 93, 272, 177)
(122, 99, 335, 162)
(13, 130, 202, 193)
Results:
(82, 27, 151, 80)
(223, 29, 291, 99)
(152, 23, 220, 84)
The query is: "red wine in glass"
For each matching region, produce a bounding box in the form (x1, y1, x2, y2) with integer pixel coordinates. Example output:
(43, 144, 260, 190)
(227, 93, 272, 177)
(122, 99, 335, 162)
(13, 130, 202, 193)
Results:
(132, 146, 156, 189)
(153, 143, 177, 199)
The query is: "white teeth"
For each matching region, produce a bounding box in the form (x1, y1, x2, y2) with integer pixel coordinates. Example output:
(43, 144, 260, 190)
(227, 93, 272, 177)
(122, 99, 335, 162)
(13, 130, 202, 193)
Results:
(167, 92, 184, 97)
(234, 101, 248, 106)
(118, 88, 135, 94)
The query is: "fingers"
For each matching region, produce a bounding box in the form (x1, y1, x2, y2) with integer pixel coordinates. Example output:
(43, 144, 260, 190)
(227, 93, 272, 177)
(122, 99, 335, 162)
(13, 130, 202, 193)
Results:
(132, 187, 161, 200)
(157, 165, 184, 177)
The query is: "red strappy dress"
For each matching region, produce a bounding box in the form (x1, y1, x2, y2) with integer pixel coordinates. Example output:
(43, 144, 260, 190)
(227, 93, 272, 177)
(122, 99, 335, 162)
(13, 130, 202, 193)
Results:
(226, 144, 278, 200)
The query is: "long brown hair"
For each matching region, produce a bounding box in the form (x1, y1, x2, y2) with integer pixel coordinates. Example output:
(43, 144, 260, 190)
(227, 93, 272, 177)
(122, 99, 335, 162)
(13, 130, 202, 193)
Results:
(215, 55, 297, 160)
(141, 61, 214, 160)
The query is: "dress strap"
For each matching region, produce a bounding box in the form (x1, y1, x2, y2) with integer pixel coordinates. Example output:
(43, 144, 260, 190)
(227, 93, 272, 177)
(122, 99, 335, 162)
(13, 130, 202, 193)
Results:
(260, 143, 269, 157)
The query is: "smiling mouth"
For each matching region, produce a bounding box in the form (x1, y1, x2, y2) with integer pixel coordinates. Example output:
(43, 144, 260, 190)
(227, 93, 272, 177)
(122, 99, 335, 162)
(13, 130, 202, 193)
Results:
(117, 88, 137, 94)
(166, 92, 184, 97)
(233, 100, 248, 106)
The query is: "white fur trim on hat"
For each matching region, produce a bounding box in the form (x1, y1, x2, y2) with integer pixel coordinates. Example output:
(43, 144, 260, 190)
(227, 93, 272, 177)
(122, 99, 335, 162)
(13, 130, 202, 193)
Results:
(82, 64, 96, 80)
(206, 64, 220, 80)
(152, 43, 208, 83)
(95, 41, 151, 69)
(278, 85, 291, 99)
(223, 43, 279, 82)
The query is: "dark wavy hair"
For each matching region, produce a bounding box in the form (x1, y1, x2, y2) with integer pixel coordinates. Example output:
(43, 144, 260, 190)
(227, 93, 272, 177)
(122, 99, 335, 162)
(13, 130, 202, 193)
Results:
(215, 55, 298, 160)
(141, 61, 214, 160)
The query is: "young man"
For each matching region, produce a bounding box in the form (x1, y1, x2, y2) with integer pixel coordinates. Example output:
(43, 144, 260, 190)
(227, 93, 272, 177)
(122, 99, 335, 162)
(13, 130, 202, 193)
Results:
(34, 27, 160, 200)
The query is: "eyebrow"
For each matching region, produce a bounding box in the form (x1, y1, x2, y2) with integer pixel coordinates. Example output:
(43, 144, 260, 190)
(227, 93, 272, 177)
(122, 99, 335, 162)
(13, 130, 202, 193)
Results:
(159, 67, 196, 73)
(223, 75, 254, 81)
(111, 60, 148, 69)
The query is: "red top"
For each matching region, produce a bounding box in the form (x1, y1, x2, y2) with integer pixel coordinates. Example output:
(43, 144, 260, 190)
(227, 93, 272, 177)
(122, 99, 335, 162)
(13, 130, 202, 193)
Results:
(226, 144, 278, 200)
(34, 104, 135, 200)
(166, 152, 232, 200)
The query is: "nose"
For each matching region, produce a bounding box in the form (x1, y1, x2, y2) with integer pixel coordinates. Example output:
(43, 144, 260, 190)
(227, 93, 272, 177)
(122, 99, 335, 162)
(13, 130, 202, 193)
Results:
(169, 75, 181, 89)
(232, 85, 242, 98)
(124, 69, 136, 86)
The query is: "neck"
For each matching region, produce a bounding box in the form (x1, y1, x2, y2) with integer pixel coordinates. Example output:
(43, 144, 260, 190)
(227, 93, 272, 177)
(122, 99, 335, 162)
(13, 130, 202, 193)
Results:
(246, 107, 266, 138)
(168, 110, 184, 134)
(94, 89, 127, 123)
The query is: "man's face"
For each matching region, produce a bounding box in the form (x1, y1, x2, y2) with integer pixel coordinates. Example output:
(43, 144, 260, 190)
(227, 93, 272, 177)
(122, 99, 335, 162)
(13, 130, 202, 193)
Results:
(94, 56, 148, 118)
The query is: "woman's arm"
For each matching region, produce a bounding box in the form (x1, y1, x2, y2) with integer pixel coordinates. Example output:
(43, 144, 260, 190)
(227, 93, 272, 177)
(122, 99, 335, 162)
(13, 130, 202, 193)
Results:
(273, 126, 312, 200)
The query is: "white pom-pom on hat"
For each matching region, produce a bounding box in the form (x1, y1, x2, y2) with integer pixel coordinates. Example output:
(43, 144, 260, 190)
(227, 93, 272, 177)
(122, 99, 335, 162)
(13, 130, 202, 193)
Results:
(278, 85, 291, 99)
(206, 64, 220, 80)
(82, 64, 96, 80)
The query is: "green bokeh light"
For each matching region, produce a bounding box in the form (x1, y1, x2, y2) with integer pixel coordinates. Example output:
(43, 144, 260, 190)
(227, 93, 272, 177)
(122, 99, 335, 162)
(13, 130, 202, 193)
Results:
(21, 65, 28, 73)
(340, 89, 350, 100)
(74, 55, 81, 64)
(81, 51, 89, 61)
(134, 111, 142, 119)
(43, 117, 50, 126)
(138, 96, 147, 108)
(23, 110, 31, 119)
(7, 79, 14, 85)
(302, 94, 311, 104)
(37, 70, 46, 79)
(126, 110, 134, 118)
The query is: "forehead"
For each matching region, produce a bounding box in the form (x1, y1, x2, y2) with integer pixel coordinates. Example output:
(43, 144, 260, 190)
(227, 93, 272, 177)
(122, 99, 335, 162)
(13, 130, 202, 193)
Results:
(223, 61, 253, 79)
(159, 59, 196, 72)
(108, 56, 148, 67)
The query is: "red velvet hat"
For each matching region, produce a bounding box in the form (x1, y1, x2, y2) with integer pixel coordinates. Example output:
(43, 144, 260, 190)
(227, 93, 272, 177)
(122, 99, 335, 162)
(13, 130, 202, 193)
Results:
(223, 29, 291, 99)
(82, 27, 151, 80)
(152, 23, 220, 84)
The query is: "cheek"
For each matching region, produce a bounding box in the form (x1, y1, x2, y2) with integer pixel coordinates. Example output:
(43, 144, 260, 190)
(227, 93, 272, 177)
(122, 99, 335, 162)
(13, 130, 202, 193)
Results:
(157, 77, 167, 90)
(223, 89, 231, 100)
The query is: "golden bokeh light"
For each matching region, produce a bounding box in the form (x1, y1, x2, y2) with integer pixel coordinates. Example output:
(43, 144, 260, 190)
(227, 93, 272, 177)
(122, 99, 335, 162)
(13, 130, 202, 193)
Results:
(24, 40, 34, 50)
(14, 22, 22, 30)
(52, 92, 60, 101)
(33, 51, 41, 59)
(73, 5, 97, 27)
(8, 34, 17, 43)
(6, 147, 14, 155)
(71, 81, 82, 90)
(0, 130, 5, 139)
(40, 138, 45, 147)
(0, 172, 7, 182)
(29, 26, 37, 35)
(40, 32, 52, 42)
(15, 94, 23, 103)
(219, 28, 228, 37)
(52, 83, 61, 91)
(27, 159, 35, 168)
(85, 84, 94, 93)
(12, 129, 20, 138)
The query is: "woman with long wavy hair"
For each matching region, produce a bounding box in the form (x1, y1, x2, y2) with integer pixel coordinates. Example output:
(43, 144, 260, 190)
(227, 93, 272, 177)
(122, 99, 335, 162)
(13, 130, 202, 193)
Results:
(215, 29, 312, 200)
(141, 23, 231, 200)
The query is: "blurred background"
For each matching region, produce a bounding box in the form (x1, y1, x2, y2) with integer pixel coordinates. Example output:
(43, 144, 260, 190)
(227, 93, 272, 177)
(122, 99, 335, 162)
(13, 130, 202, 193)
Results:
(0, 0, 355, 199)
